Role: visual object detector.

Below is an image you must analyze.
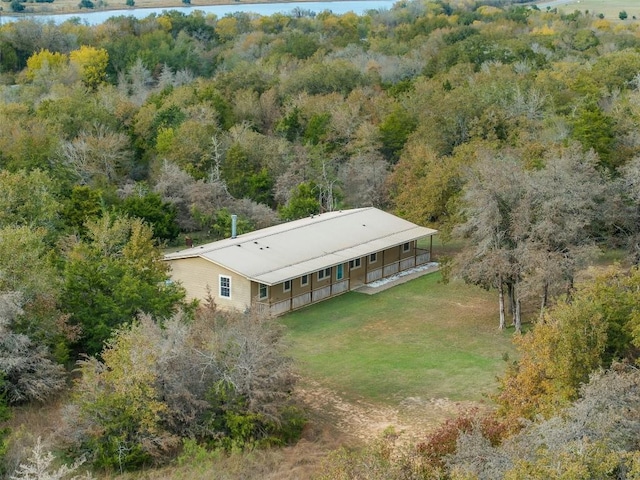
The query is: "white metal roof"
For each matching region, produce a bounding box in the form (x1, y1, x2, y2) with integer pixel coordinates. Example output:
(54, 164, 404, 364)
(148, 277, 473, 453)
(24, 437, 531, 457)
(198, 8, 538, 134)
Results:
(164, 207, 437, 286)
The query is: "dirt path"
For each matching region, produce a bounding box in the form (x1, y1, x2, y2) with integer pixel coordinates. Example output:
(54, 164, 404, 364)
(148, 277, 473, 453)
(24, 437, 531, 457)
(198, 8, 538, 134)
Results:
(295, 379, 481, 446)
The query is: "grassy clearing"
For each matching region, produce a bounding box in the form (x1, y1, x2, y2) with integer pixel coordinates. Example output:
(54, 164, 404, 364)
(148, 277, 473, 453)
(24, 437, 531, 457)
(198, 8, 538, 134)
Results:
(537, 0, 640, 20)
(281, 272, 517, 406)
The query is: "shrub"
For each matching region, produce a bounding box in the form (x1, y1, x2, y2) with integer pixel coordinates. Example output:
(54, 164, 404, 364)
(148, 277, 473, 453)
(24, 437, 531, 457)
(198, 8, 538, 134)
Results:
(62, 307, 302, 471)
(10, 0, 24, 12)
(416, 409, 510, 469)
(10, 437, 94, 480)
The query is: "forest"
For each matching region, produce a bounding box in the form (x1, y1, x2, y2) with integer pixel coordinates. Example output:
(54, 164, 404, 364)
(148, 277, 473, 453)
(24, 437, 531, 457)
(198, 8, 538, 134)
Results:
(2, 0, 640, 478)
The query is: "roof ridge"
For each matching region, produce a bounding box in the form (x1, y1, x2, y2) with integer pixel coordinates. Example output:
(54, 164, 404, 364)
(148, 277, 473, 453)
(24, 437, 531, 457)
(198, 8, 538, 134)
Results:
(248, 222, 419, 279)
(169, 208, 371, 258)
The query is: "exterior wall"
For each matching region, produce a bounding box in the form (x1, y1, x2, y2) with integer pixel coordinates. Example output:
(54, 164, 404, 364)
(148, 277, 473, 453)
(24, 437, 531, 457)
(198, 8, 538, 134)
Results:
(270, 281, 295, 304)
(170, 237, 432, 317)
(167, 257, 252, 312)
(400, 241, 415, 259)
(348, 257, 366, 287)
(383, 245, 400, 264)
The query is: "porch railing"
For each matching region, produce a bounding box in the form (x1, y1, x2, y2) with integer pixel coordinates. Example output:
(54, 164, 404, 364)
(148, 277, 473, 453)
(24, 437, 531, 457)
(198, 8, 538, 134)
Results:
(416, 248, 430, 265)
(255, 249, 432, 315)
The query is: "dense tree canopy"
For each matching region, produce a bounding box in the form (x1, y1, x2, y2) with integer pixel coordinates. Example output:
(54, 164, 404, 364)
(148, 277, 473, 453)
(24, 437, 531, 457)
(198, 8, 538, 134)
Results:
(3, 0, 640, 476)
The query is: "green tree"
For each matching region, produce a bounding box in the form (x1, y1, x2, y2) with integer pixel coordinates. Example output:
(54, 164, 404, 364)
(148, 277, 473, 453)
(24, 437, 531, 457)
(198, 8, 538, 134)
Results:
(222, 143, 274, 205)
(0, 169, 61, 233)
(378, 106, 418, 163)
(65, 307, 301, 471)
(278, 182, 320, 221)
(209, 209, 252, 239)
(0, 226, 72, 362)
(119, 189, 180, 242)
(62, 216, 186, 355)
(61, 186, 103, 236)
(572, 104, 616, 169)
(10, 0, 25, 12)
(0, 292, 66, 405)
(389, 141, 469, 225)
(619, 10, 628, 20)
(0, 374, 11, 477)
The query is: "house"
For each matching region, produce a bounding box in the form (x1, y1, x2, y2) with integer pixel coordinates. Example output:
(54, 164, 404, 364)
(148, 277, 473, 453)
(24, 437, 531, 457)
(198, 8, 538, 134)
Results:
(164, 207, 437, 316)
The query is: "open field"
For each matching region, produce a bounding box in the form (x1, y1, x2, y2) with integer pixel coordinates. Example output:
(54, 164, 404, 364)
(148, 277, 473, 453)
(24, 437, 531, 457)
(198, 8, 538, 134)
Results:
(281, 272, 517, 406)
(535, 0, 640, 19)
(2, 0, 336, 16)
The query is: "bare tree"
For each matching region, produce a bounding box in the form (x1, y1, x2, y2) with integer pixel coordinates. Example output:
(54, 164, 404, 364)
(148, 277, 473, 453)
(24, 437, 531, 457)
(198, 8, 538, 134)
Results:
(10, 437, 94, 480)
(59, 124, 133, 186)
(454, 154, 526, 331)
(516, 147, 606, 314)
(618, 156, 640, 264)
(339, 151, 389, 207)
(454, 146, 608, 329)
(0, 292, 66, 404)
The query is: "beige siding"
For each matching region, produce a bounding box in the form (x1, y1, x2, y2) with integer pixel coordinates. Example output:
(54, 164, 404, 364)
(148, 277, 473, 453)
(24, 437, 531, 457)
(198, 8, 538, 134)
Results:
(270, 280, 294, 304)
(349, 257, 366, 287)
(383, 246, 400, 264)
(400, 240, 415, 259)
(167, 257, 252, 312)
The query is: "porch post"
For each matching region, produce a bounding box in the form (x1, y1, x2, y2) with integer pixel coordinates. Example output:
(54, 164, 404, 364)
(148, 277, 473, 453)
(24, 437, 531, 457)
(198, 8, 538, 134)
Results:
(430, 235, 433, 261)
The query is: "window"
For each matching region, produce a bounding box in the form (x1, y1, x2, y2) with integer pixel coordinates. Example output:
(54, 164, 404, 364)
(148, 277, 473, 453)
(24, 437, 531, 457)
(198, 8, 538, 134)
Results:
(336, 264, 344, 280)
(258, 283, 268, 299)
(283, 280, 292, 292)
(349, 258, 361, 269)
(318, 267, 331, 281)
(301, 274, 309, 286)
(403, 242, 411, 253)
(370, 253, 377, 263)
(219, 275, 231, 298)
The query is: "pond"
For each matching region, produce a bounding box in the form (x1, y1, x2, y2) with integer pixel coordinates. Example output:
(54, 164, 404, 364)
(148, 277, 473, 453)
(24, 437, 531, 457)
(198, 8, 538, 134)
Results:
(1, 0, 397, 25)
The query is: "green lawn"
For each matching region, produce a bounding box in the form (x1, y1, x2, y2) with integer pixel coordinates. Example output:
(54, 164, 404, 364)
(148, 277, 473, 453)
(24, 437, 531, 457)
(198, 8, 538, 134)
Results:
(281, 272, 517, 406)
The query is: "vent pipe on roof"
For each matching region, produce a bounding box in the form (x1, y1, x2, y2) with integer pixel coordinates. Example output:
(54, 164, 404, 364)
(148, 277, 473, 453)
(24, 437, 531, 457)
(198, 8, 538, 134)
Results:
(231, 214, 237, 239)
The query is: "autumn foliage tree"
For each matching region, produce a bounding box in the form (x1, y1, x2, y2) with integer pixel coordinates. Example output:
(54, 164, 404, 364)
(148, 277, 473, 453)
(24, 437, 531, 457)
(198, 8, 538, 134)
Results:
(495, 267, 640, 424)
(69, 46, 109, 90)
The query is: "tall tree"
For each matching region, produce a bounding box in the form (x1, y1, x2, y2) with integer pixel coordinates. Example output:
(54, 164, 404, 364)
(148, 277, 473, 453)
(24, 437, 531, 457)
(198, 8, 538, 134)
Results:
(516, 146, 606, 315)
(61, 215, 186, 355)
(453, 153, 526, 331)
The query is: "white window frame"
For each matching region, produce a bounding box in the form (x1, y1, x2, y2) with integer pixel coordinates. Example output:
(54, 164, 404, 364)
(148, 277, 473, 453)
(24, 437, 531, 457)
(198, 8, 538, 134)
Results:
(370, 253, 377, 263)
(219, 275, 231, 299)
(403, 242, 411, 253)
(349, 258, 361, 269)
(301, 274, 309, 287)
(258, 283, 268, 300)
(318, 267, 331, 281)
(283, 280, 292, 292)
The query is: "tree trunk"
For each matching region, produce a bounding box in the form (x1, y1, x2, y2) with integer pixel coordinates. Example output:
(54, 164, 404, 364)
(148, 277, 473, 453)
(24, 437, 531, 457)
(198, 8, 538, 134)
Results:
(539, 281, 548, 320)
(512, 281, 522, 332)
(566, 275, 575, 302)
(498, 280, 506, 330)
(507, 282, 515, 318)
